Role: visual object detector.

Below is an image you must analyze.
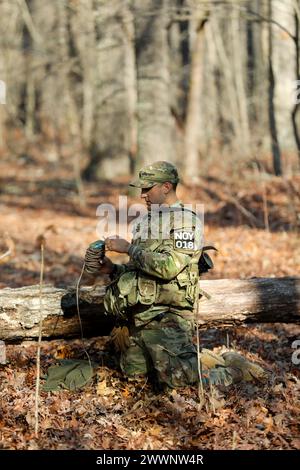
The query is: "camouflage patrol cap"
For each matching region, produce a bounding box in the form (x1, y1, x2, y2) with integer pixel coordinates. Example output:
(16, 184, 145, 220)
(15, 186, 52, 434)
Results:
(130, 161, 179, 189)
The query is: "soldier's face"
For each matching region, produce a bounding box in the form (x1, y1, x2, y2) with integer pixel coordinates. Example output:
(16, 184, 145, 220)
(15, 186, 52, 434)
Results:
(141, 183, 167, 210)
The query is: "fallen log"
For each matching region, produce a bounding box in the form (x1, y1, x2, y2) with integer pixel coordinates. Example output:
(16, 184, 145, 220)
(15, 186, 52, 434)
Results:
(0, 277, 299, 342)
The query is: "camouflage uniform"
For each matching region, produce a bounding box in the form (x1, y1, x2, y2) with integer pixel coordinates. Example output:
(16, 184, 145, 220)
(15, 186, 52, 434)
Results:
(104, 162, 203, 389)
(102, 161, 267, 389)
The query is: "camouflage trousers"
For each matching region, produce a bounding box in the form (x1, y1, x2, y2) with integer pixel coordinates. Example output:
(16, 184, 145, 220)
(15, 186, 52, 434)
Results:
(119, 310, 199, 389)
(109, 310, 268, 389)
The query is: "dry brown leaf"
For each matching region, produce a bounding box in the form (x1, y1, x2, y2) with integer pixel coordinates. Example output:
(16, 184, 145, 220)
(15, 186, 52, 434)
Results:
(121, 387, 131, 398)
(148, 425, 162, 437)
(97, 379, 114, 397)
(262, 416, 274, 434)
(290, 438, 300, 450)
(25, 412, 35, 427)
(53, 345, 72, 359)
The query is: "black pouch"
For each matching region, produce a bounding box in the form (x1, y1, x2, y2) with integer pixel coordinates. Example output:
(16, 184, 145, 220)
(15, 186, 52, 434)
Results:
(198, 246, 217, 274)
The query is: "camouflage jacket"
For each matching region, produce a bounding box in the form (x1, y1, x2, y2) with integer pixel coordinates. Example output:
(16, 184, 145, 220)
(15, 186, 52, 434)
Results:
(104, 201, 203, 321)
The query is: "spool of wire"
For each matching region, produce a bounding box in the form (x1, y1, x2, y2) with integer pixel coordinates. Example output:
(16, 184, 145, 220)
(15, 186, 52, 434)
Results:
(84, 240, 105, 274)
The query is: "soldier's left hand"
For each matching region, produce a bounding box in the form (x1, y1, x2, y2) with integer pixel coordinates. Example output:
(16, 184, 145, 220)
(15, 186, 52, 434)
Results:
(105, 236, 131, 253)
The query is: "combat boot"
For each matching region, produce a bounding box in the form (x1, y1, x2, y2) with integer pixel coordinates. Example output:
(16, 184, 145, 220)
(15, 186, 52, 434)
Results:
(199, 348, 267, 387)
(199, 348, 242, 386)
(221, 351, 268, 383)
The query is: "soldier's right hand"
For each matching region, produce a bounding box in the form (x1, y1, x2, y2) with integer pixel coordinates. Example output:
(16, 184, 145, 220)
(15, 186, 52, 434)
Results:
(84, 247, 114, 275)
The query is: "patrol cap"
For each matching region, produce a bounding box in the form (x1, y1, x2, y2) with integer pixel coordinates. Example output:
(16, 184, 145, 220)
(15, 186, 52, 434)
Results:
(130, 161, 179, 189)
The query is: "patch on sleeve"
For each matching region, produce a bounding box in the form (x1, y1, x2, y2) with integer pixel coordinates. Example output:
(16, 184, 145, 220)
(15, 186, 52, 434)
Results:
(173, 229, 196, 251)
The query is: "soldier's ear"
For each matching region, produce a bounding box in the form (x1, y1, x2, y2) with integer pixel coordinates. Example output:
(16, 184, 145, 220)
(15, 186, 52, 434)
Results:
(162, 182, 172, 194)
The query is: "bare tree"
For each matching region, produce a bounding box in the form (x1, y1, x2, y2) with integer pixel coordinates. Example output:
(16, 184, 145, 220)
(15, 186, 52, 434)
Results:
(83, 0, 130, 180)
(230, 4, 251, 155)
(0, 0, 298, 177)
(0, 0, 23, 137)
(184, 1, 209, 181)
(120, 0, 138, 174)
(292, 0, 300, 166)
(267, 0, 282, 175)
(133, 0, 174, 167)
(71, 0, 96, 150)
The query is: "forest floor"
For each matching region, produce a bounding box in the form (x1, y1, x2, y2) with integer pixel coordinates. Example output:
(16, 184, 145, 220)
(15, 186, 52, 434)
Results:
(0, 153, 299, 450)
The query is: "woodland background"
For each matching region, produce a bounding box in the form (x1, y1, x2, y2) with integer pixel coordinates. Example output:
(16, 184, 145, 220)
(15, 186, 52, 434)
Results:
(0, 0, 299, 451)
(0, 0, 300, 180)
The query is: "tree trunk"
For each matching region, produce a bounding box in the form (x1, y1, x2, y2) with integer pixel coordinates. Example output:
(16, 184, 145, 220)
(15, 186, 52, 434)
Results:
(267, 0, 282, 175)
(83, 0, 129, 180)
(230, 8, 251, 156)
(0, 79, 5, 148)
(134, 0, 174, 167)
(19, 0, 42, 139)
(292, 4, 300, 166)
(246, 0, 269, 153)
(71, 0, 96, 149)
(211, 12, 244, 156)
(120, 1, 138, 175)
(184, 9, 209, 181)
(0, 277, 299, 342)
(25, 67, 35, 138)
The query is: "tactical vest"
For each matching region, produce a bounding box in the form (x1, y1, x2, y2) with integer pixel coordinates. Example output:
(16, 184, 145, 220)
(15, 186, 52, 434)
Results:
(104, 205, 208, 318)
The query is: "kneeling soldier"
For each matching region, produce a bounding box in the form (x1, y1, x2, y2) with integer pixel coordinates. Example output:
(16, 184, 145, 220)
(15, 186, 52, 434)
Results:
(85, 161, 267, 390)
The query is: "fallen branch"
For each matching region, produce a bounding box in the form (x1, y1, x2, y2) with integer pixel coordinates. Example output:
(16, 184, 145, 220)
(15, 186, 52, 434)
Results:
(200, 182, 262, 228)
(0, 277, 299, 342)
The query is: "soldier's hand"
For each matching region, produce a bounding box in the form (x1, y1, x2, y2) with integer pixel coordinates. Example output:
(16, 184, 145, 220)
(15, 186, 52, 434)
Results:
(98, 256, 115, 275)
(105, 236, 131, 254)
(84, 247, 114, 275)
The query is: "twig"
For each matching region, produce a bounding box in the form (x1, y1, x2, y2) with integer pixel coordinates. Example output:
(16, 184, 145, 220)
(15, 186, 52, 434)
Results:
(195, 283, 205, 408)
(261, 178, 270, 233)
(224, 193, 261, 228)
(0, 234, 15, 263)
(254, 163, 270, 232)
(283, 178, 300, 231)
(76, 263, 92, 369)
(256, 166, 270, 232)
(232, 430, 238, 450)
(34, 238, 45, 437)
(16, 0, 43, 45)
(0, 249, 11, 261)
(34, 226, 56, 436)
(73, 152, 86, 209)
(200, 182, 261, 228)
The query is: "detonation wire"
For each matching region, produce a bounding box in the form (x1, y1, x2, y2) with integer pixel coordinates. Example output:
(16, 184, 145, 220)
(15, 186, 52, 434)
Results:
(195, 281, 205, 406)
(76, 262, 92, 371)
